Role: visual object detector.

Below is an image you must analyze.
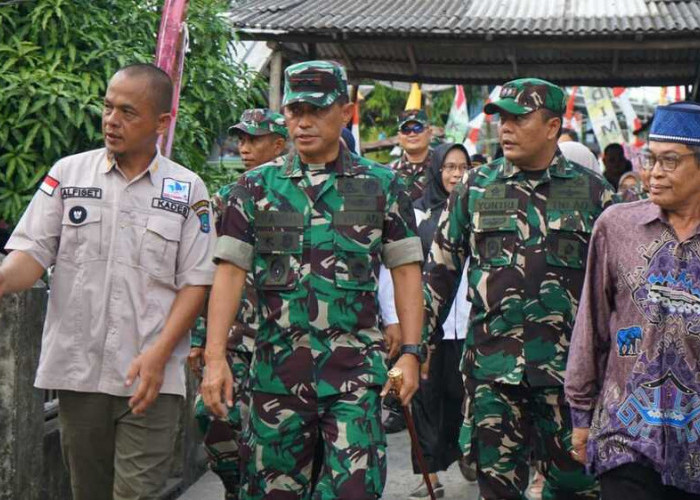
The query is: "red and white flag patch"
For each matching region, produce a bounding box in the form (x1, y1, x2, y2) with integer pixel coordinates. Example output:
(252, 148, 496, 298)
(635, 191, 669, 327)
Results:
(40, 175, 59, 196)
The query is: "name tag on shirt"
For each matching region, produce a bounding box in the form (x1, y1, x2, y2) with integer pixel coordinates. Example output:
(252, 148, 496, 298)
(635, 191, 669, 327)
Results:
(61, 187, 103, 199)
(152, 197, 190, 218)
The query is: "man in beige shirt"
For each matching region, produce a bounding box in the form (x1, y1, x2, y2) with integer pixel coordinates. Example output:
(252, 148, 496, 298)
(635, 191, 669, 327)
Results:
(0, 64, 215, 500)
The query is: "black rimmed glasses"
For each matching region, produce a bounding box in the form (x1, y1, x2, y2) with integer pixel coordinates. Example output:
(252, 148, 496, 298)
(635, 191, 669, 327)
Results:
(639, 152, 697, 172)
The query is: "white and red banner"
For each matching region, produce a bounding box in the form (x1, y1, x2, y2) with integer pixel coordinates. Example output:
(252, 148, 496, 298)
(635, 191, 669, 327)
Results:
(563, 86, 579, 129)
(351, 100, 361, 155)
(612, 87, 645, 148)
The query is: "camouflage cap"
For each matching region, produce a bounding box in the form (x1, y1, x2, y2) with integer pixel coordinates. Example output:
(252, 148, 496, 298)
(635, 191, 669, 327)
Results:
(282, 60, 348, 108)
(484, 78, 566, 116)
(398, 109, 429, 128)
(228, 108, 288, 139)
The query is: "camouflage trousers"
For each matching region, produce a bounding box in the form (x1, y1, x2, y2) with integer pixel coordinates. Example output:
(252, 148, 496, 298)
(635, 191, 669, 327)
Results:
(466, 381, 598, 500)
(239, 386, 386, 500)
(195, 348, 252, 499)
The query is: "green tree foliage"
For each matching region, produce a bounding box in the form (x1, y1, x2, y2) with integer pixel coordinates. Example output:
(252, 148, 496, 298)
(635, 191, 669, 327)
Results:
(0, 0, 264, 225)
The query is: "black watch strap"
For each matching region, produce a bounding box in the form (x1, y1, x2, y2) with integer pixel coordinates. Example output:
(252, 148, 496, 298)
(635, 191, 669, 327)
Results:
(400, 344, 427, 363)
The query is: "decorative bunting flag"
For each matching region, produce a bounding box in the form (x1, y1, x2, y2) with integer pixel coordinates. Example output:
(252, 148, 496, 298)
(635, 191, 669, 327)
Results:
(445, 86, 470, 144)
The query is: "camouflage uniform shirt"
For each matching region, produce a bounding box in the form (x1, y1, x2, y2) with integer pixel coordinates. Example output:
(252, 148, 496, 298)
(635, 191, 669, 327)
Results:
(390, 148, 433, 202)
(425, 152, 614, 387)
(215, 145, 422, 397)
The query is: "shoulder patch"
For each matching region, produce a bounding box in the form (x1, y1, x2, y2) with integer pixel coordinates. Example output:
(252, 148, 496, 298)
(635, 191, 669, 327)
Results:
(197, 211, 211, 233)
(191, 199, 209, 212)
(40, 175, 59, 197)
(191, 199, 210, 233)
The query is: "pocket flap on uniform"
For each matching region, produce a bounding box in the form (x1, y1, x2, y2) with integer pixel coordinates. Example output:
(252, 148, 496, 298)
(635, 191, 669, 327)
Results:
(546, 211, 591, 233)
(256, 230, 302, 254)
(62, 205, 101, 227)
(146, 216, 182, 242)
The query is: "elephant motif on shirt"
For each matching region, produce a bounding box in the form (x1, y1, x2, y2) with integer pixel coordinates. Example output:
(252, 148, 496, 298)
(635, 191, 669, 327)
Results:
(617, 326, 642, 356)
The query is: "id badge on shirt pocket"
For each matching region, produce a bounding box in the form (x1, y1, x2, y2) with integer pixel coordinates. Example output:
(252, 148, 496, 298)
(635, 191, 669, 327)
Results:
(545, 210, 592, 269)
(472, 212, 517, 268)
(59, 204, 103, 262)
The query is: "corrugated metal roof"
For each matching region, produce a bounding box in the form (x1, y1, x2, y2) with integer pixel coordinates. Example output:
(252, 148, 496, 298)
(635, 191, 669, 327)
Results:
(229, 0, 700, 37)
(229, 0, 700, 85)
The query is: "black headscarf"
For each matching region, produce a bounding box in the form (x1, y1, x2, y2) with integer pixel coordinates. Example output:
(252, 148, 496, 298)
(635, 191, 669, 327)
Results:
(413, 142, 470, 258)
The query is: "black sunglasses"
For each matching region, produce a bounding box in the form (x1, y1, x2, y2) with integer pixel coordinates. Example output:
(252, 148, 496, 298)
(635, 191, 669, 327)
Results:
(400, 122, 425, 135)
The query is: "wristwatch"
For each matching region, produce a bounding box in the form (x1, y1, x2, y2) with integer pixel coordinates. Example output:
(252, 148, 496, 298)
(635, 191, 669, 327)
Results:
(400, 343, 428, 363)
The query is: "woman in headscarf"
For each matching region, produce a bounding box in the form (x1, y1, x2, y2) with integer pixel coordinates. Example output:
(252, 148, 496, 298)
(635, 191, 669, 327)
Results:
(411, 143, 473, 499)
(379, 143, 473, 499)
(615, 171, 648, 203)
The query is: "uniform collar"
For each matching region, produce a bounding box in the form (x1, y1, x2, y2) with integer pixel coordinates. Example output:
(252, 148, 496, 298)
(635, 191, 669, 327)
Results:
(102, 147, 163, 186)
(497, 149, 575, 180)
(279, 143, 362, 178)
(400, 148, 433, 167)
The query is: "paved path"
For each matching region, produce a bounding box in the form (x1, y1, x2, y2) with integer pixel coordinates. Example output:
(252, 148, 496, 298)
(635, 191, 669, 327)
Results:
(179, 430, 482, 499)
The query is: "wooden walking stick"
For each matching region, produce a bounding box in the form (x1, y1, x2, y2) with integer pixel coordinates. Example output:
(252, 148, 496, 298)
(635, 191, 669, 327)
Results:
(388, 367, 436, 500)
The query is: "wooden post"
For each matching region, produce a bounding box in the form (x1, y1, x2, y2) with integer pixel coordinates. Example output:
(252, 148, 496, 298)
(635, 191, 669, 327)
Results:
(269, 50, 283, 112)
(0, 284, 46, 500)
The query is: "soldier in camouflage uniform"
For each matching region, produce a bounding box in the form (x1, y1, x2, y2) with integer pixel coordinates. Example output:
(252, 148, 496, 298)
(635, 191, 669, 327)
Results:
(201, 60, 425, 500)
(391, 109, 433, 202)
(424, 78, 615, 500)
(189, 109, 288, 499)
(382, 108, 434, 433)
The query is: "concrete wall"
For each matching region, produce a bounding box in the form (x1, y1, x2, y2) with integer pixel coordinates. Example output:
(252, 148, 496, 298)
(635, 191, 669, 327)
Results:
(0, 284, 206, 500)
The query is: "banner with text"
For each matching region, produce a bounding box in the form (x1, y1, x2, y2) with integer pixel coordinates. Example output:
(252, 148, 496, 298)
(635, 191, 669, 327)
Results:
(582, 87, 625, 151)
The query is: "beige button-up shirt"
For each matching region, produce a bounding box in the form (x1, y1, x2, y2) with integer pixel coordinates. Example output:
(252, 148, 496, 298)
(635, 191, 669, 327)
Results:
(7, 148, 215, 396)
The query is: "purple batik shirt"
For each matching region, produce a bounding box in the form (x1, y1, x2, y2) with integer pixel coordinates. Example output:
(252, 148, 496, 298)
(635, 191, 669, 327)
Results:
(565, 199, 700, 494)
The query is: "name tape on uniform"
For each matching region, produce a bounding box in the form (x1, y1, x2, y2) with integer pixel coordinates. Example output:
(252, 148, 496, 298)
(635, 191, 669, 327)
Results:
(152, 197, 190, 218)
(61, 187, 103, 199)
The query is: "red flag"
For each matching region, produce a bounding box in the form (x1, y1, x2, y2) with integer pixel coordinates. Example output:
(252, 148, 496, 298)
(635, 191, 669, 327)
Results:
(351, 100, 361, 155)
(564, 86, 579, 128)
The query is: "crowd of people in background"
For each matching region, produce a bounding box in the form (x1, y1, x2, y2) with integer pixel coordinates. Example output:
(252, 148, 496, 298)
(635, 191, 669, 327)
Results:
(1, 59, 700, 500)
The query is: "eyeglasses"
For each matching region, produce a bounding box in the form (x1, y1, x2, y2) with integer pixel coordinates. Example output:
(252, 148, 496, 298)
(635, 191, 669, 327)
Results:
(639, 152, 697, 172)
(442, 163, 468, 174)
(400, 122, 425, 135)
